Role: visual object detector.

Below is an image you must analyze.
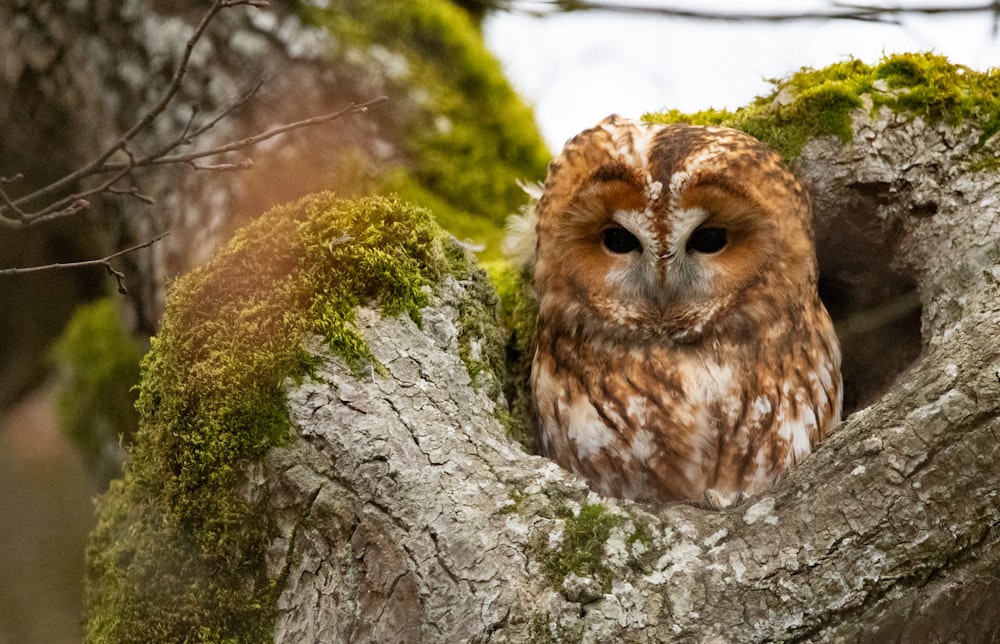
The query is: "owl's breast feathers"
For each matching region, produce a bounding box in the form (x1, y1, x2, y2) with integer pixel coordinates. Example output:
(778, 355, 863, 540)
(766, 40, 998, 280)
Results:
(532, 302, 842, 504)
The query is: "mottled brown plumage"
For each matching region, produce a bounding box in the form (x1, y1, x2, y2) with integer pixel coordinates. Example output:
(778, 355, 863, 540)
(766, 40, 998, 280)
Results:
(528, 115, 842, 506)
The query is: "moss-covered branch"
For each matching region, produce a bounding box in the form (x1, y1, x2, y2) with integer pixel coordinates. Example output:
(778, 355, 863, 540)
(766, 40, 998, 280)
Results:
(86, 193, 488, 642)
(645, 52, 1000, 165)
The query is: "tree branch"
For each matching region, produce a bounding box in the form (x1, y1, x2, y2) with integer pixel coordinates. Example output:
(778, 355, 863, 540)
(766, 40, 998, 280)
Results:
(0, 233, 170, 293)
(0, 0, 387, 230)
(100, 96, 390, 172)
(508, 0, 1000, 22)
(2, 0, 238, 221)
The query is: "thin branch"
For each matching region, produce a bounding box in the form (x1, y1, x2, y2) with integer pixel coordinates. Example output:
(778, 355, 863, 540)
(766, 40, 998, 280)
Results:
(509, 0, 1000, 22)
(834, 290, 923, 337)
(191, 159, 256, 172)
(137, 78, 263, 166)
(0, 0, 284, 228)
(0, 232, 170, 294)
(189, 159, 254, 172)
(0, 39, 387, 227)
(0, 0, 388, 289)
(108, 186, 156, 204)
(6, 1, 237, 217)
(102, 96, 390, 171)
(186, 79, 265, 142)
(25, 154, 137, 226)
(0, 174, 27, 219)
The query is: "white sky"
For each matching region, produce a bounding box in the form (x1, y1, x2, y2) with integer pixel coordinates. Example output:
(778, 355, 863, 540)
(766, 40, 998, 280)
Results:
(484, 1, 1000, 149)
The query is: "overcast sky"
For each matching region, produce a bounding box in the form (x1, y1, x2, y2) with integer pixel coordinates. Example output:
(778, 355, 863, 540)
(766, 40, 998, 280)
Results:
(483, 1, 1000, 149)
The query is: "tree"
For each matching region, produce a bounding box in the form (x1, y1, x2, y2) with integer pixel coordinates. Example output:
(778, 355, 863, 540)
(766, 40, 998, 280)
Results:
(501, 0, 1000, 23)
(85, 55, 1000, 640)
(266, 99, 1000, 640)
(0, 0, 387, 408)
(1, 4, 548, 637)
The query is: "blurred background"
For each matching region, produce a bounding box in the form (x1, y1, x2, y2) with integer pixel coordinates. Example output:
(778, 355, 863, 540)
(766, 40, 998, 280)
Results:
(1, 1, 998, 642)
(486, 0, 1000, 149)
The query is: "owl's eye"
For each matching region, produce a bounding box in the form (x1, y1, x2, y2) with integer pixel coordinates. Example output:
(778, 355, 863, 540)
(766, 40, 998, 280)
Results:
(687, 227, 728, 254)
(603, 226, 641, 254)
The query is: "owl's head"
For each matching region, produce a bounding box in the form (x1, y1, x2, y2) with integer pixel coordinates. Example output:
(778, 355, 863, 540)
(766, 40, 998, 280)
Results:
(528, 115, 819, 343)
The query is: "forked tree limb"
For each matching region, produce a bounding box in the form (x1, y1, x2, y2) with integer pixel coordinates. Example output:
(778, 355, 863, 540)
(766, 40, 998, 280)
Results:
(266, 102, 1000, 643)
(509, 0, 1000, 23)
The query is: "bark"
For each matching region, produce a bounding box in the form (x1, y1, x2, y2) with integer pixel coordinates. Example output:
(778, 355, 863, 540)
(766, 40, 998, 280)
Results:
(268, 107, 1000, 641)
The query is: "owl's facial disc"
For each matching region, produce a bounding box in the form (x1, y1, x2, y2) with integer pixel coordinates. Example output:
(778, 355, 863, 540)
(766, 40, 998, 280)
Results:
(588, 188, 786, 341)
(603, 203, 735, 305)
(534, 118, 819, 345)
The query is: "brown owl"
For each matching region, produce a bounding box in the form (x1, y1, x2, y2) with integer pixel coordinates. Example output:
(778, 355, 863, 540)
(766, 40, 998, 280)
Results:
(527, 115, 842, 507)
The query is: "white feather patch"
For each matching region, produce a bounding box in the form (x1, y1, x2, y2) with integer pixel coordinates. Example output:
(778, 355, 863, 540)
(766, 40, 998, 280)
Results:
(562, 398, 615, 458)
(502, 180, 543, 268)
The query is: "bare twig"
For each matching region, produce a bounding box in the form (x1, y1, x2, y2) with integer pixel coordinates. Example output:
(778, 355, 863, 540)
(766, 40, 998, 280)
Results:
(185, 79, 264, 142)
(104, 96, 390, 171)
(835, 290, 923, 337)
(138, 78, 262, 166)
(108, 186, 156, 204)
(190, 159, 256, 172)
(509, 0, 1000, 22)
(0, 0, 388, 294)
(0, 232, 170, 294)
(2, 0, 237, 222)
(0, 174, 27, 219)
(25, 158, 136, 226)
(0, 0, 386, 231)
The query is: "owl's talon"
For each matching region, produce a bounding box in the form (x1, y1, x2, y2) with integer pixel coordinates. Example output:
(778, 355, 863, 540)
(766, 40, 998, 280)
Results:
(703, 489, 749, 510)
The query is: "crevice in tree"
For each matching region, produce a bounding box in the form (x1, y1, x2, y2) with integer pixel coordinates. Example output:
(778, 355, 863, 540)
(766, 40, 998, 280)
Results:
(361, 497, 414, 535)
(812, 180, 924, 416)
(275, 482, 325, 586)
(384, 394, 435, 467)
(429, 527, 466, 589)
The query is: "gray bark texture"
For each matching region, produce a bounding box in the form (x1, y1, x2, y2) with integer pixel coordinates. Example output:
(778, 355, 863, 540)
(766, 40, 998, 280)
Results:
(268, 107, 1000, 642)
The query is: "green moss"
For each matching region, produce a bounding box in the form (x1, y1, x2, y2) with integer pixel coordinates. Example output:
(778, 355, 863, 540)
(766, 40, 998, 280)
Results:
(644, 52, 1000, 165)
(542, 503, 621, 598)
(623, 512, 664, 577)
(498, 489, 524, 515)
(455, 264, 505, 381)
(297, 0, 551, 260)
(382, 171, 507, 259)
(85, 193, 476, 643)
(532, 502, 665, 603)
(491, 261, 537, 450)
(528, 613, 564, 644)
(50, 297, 144, 485)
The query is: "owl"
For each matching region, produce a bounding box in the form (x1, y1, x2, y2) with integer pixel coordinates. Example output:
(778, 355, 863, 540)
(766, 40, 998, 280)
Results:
(526, 115, 842, 507)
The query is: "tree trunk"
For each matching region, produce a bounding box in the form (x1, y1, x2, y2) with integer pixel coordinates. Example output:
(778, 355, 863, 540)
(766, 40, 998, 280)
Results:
(268, 108, 1000, 641)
